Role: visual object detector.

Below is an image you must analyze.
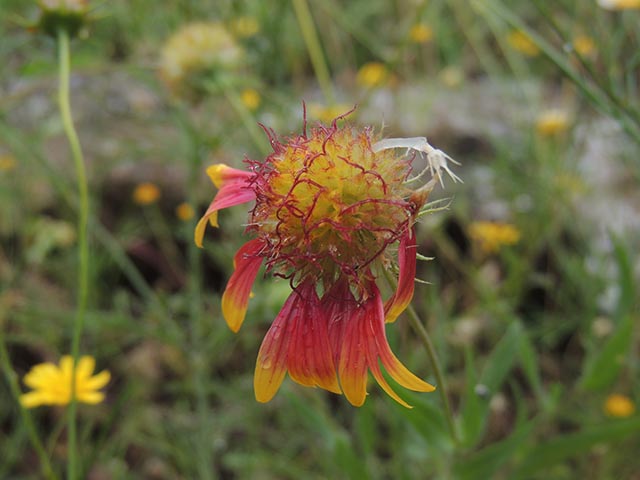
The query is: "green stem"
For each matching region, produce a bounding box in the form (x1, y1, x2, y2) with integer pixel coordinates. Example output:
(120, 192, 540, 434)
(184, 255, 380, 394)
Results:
(292, 0, 336, 105)
(219, 83, 270, 155)
(405, 304, 458, 445)
(57, 28, 89, 480)
(0, 338, 58, 480)
(179, 108, 216, 479)
(384, 270, 458, 445)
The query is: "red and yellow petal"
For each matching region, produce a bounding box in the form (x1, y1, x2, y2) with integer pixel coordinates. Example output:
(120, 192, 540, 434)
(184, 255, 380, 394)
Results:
(368, 283, 435, 395)
(195, 164, 256, 248)
(362, 287, 414, 408)
(287, 281, 341, 394)
(206, 164, 253, 189)
(254, 290, 299, 403)
(221, 239, 265, 332)
(332, 284, 369, 406)
(384, 227, 417, 323)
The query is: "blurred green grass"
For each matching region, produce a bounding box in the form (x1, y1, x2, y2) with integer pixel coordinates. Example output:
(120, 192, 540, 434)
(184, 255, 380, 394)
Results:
(0, 0, 639, 479)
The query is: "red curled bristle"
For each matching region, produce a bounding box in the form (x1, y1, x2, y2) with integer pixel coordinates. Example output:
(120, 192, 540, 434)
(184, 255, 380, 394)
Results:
(247, 120, 414, 296)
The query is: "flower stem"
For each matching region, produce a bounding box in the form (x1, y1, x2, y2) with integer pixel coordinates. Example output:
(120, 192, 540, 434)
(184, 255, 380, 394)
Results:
(292, 0, 336, 105)
(220, 83, 270, 156)
(405, 304, 459, 445)
(383, 269, 458, 445)
(57, 28, 89, 480)
(179, 109, 216, 480)
(0, 337, 58, 480)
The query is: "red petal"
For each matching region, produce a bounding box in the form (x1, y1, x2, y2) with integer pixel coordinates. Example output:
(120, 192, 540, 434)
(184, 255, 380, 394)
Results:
(287, 281, 341, 394)
(221, 239, 264, 332)
(324, 277, 353, 367)
(384, 227, 417, 323)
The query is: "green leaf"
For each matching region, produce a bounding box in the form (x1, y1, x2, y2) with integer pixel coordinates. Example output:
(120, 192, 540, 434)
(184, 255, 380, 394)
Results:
(516, 323, 546, 405)
(511, 418, 640, 479)
(459, 321, 523, 446)
(579, 314, 633, 391)
(454, 421, 536, 480)
(460, 347, 483, 447)
(480, 321, 523, 392)
(611, 235, 636, 319)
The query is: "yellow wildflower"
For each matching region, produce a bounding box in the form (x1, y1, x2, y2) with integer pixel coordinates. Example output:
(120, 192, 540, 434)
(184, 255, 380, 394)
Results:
(469, 221, 521, 254)
(573, 35, 596, 57)
(536, 109, 571, 136)
(0, 153, 16, 171)
(409, 24, 433, 44)
(241, 88, 261, 111)
(356, 62, 389, 88)
(133, 182, 161, 206)
(604, 394, 636, 417)
(230, 16, 260, 38)
(159, 22, 244, 96)
(507, 30, 540, 57)
(598, 0, 640, 10)
(176, 202, 195, 221)
(308, 103, 353, 123)
(20, 356, 110, 408)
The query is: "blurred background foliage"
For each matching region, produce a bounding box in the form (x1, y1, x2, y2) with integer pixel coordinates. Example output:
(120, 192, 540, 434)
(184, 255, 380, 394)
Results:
(0, 0, 639, 478)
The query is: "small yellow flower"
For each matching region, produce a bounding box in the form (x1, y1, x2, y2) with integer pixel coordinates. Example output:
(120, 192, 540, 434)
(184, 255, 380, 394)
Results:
(241, 88, 261, 111)
(573, 35, 596, 57)
(507, 30, 540, 57)
(356, 62, 389, 88)
(133, 182, 161, 206)
(598, 0, 640, 10)
(176, 202, 195, 221)
(604, 394, 636, 417)
(230, 16, 260, 38)
(20, 356, 110, 408)
(0, 153, 16, 171)
(536, 109, 571, 136)
(308, 103, 353, 123)
(409, 23, 433, 44)
(469, 221, 521, 254)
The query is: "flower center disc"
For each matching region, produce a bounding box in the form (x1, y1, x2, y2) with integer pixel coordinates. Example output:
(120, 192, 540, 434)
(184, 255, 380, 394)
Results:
(250, 125, 412, 285)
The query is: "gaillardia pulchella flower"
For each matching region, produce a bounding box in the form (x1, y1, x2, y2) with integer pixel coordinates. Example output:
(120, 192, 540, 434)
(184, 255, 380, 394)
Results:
(196, 113, 460, 407)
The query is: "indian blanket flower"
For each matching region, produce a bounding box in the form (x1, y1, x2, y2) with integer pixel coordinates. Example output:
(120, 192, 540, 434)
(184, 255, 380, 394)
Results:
(20, 355, 110, 408)
(196, 113, 460, 407)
